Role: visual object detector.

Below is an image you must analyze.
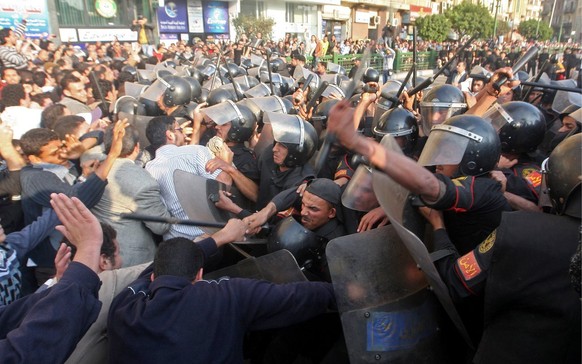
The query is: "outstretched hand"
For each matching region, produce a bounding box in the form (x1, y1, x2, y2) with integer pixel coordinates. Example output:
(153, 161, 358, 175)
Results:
(50, 193, 102, 273)
(327, 100, 358, 150)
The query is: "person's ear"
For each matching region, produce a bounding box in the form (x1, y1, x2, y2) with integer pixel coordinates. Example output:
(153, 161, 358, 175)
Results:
(150, 272, 155, 282)
(99, 253, 110, 271)
(328, 207, 336, 219)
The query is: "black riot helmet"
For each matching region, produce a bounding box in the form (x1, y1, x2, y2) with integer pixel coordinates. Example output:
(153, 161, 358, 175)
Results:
(419, 84, 468, 136)
(265, 112, 318, 168)
(372, 107, 418, 154)
(158, 75, 192, 107)
(113, 95, 146, 119)
(546, 133, 581, 218)
(121, 65, 137, 76)
(363, 67, 380, 83)
(419, 115, 501, 176)
(270, 58, 286, 72)
(267, 216, 321, 268)
(312, 99, 339, 129)
(182, 76, 202, 102)
(201, 100, 257, 143)
(206, 86, 237, 106)
(483, 101, 546, 154)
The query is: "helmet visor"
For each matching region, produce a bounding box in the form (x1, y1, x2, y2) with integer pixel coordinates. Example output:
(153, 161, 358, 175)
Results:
(419, 103, 467, 136)
(482, 103, 512, 132)
(321, 84, 345, 99)
(418, 126, 472, 167)
(124, 82, 147, 98)
(243, 83, 271, 98)
(201, 99, 241, 125)
(249, 96, 288, 114)
(266, 112, 303, 146)
(341, 165, 379, 212)
(140, 79, 168, 103)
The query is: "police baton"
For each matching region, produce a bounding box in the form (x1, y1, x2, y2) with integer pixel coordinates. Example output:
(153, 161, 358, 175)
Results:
(121, 213, 226, 228)
(407, 33, 478, 97)
(492, 46, 539, 92)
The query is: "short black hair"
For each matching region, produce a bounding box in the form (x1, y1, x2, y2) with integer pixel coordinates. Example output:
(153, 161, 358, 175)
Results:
(1, 67, 18, 79)
(19, 128, 60, 155)
(0, 28, 11, 45)
(146, 115, 176, 149)
(154, 238, 205, 279)
(52, 115, 86, 140)
(65, 222, 118, 266)
(0, 84, 26, 107)
(104, 123, 139, 157)
(41, 104, 68, 129)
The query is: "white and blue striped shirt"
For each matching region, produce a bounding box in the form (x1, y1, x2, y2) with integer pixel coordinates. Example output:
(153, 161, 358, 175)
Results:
(146, 144, 220, 240)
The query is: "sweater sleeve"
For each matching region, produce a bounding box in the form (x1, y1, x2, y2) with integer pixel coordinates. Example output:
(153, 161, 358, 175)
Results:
(0, 262, 102, 364)
(236, 279, 336, 331)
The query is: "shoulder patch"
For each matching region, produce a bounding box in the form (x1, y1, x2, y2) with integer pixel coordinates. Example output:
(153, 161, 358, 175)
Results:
(456, 251, 482, 281)
(478, 230, 496, 254)
(452, 176, 468, 187)
(521, 168, 542, 188)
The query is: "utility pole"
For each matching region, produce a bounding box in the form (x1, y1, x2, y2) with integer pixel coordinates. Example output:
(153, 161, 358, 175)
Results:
(493, 0, 501, 42)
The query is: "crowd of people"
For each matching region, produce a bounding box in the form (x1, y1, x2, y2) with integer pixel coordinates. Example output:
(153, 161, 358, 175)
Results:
(0, 16, 580, 364)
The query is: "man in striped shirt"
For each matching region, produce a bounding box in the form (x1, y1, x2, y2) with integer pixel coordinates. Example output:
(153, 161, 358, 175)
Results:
(145, 116, 232, 240)
(0, 25, 29, 70)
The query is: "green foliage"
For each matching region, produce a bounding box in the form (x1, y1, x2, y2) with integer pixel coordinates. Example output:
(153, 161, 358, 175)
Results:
(518, 19, 553, 41)
(416, 14, 451, 42)
(445, 1, 495, 38)
(231, 14, 275, 40)
(495, 19, 510, 37)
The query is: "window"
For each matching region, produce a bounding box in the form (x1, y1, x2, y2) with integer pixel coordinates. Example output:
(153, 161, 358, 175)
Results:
(240, 0, 265, 18)
(286, 3, 316, 23)
(57, 0, 152, 27)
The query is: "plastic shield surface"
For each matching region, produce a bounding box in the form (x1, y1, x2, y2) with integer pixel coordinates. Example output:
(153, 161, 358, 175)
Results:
(551, 79, 580, 114)
(201, 100, 240, 125)
(244, 83, 271, 98)
(118, 112, 153, 148)
(137, 69, 154, 82)
(321, 73, 340, 86)
(124, 82, 147, 98)
(265, 112, 304, 145)
(372, 135, 473, 347)
(481, 103, 512, 131)
(204, 249, 307, 283)
(173, 170, 230, 234)
(326, 226, 453, 363)
(254, 121, 273, 158)
(140, 79, 167, 102)
(321, 84, 345, 99)
(341, 165, 379, 212)
(248, 96, 289, 114)
(417, 128, 469, 167)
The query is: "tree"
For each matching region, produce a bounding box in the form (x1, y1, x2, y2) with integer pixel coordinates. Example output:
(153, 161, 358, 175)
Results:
(496, 19, 511, 37)
(231, 14, 275, 40)
(416, 14, 451, 42)
(445, 1, 495, 38)
(518, 19, 553, 41)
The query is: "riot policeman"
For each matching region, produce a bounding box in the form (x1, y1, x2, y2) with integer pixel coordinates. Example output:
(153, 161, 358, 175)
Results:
(483, 101, 546, 210)
(428, 134, 581, 364)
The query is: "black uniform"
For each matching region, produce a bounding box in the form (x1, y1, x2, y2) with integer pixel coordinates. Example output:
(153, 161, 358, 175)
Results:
(424, 174, 511, 255)
(256, 148, 315, 210)
(230, 143, 260, 182)
(433, 211, 581, 364)
(501, 158, 542, 204)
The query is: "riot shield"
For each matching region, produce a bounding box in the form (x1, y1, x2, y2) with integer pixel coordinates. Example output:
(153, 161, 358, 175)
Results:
(253, 118, 274, 158)
(244, 83, 272, 98)
(173, 169, 230, 235)
(551, 79, 580, 114)
(118, 112, 153, 149)
(124, 82, 148, 98)
(370, 135, 473, 347)
(248, 96, 290, 114)
(327, 225, 455, 363)
(321, 73, 340, 86)
(204, 249, 307, 283)
(321, 84, 345, 99)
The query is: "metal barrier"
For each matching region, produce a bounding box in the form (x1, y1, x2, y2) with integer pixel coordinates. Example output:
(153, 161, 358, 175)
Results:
(298, 51, 438, 72)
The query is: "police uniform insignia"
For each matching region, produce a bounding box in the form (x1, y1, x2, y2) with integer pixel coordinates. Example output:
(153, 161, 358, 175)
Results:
(456, 251, 482, 281)
(478, 230, 496, 254)
(452, 176, 468, 187)
(521, 168, 542, 188)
